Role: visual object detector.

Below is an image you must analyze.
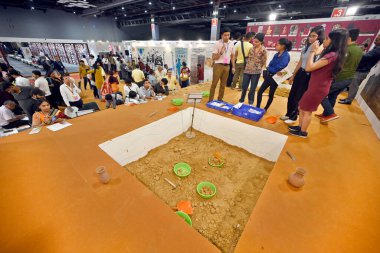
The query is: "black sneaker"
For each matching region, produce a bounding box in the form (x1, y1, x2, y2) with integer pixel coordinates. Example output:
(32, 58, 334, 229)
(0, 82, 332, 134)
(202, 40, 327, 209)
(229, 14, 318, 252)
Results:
(338, 99, 352, 105)
(288, 125, 301, 132)
(289, 130, 308, 138)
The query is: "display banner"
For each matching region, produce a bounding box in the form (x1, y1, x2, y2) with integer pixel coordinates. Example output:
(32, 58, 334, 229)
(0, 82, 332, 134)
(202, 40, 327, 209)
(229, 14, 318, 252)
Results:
(174, 47, 188, 76)
(190, 47, 206, 84)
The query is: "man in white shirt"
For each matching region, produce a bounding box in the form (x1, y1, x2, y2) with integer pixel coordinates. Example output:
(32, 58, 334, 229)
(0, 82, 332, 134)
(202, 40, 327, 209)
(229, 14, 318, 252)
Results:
(155, 66, 166, 83)
(124, 77, 145, 99)
(9, 70, 31, 87)
(81, 55, 88, 66)
(32, 70, 51, 100)
(132, 64, 146, 87)
(209, 27, 235, 102)
(139, 80, 156, 99)
(60, 75, 83, 109)
(0, 100, 29, 129)
(89, 54, 96, 68)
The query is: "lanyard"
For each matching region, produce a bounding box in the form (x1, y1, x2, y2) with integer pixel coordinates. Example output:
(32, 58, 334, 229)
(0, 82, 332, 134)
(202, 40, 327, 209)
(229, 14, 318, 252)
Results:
(222, 40, 229, 55)
(66, 84, 77, 95)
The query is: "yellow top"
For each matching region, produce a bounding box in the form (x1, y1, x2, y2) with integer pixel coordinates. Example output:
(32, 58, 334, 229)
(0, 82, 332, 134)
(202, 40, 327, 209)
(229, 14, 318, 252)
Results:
(165, 75, 179, 90)
(235, 41, 253, 64)
(79, 64, 89, 78)
(88, 67, 105, 89)
(132, 69, 145, 83)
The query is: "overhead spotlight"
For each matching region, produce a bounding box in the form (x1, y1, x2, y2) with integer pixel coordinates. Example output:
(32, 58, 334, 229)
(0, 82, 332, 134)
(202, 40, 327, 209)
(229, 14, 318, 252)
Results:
(124, 14, 127, 17)
(149, 1, 152, 5)
(223, 5, 226, 8)
(73, 11, 76, 14)
(234, 9, 237, 13)
(145, 10, 147, 13)
(93, 14, 97, 17)
(210, 1, 213, 4)
(122, 6, 124, 10)
(346, 6, 359, 16)
(269, 13, 277, 21)
(278, 4, 281, 8)
(115, 17, 118, 20)
(172, 6, 175, 10)
(290, 16, 293, 19)
(31, 6, 35, 10)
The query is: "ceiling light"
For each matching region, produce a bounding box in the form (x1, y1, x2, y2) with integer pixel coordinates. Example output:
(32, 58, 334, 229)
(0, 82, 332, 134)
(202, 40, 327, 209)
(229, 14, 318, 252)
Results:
(278, 4, 281, 8)
(210, 1, 213, 4)
(124, 14, 126, 17)
(223, 5, 226, 8)
(346, 6, 359, 16)
(93, 14, 97, 17)
(149, 1, 152, 5)
(145, 10, 147, 13)
(234, 9, 237, 13)
(290, 16, 293, 19)
(115, 17, 118, 20)
(122, 6, 124, 10)
(73, 11, 76, 14)
(172, 6, 175, 10)
(269, 13, 277, 21)
(31, 6, 35, 10)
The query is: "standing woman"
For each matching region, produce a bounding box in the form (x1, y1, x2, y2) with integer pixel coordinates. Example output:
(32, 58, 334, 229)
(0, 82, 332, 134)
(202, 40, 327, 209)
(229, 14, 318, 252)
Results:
(281, 25, 325, 124)
(256, 38, 292, 111)
(289, 28, 348, 138)
(239, 33, 267, 105)
(88, 61, 105, 99)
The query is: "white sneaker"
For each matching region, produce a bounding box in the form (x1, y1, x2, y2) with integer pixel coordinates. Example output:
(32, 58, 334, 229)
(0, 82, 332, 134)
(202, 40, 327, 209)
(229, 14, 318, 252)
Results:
(280, 116, 289, 121)
(284, 119, 296, 125)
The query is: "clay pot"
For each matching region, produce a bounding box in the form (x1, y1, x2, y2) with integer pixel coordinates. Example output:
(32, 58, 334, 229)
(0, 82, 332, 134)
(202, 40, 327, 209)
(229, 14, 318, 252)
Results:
(96, 166, 110, 184)
(288, 167, 306, 188)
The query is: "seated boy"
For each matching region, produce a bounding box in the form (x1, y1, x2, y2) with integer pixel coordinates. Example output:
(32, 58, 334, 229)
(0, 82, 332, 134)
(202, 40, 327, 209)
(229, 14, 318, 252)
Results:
(105, 92, 123, 109)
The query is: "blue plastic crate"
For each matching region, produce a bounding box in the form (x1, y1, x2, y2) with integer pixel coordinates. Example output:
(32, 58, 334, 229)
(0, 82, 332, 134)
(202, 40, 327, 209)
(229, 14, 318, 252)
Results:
(232, 104, 265, 122)
(206, 100, 234, 113)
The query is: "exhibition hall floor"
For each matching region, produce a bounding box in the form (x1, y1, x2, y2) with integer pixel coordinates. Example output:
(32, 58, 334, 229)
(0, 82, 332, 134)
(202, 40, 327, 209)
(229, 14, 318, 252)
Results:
(0, 82, 379, 253)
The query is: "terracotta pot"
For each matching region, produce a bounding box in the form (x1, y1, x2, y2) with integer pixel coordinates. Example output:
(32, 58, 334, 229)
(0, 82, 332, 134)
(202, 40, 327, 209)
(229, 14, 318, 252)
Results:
(288, 167, 306, 188)
(96, 166, 110, 184)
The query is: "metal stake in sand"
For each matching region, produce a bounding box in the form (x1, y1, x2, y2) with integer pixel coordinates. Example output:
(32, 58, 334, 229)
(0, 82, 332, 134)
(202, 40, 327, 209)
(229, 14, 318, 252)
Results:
(186, 92, 203, 139)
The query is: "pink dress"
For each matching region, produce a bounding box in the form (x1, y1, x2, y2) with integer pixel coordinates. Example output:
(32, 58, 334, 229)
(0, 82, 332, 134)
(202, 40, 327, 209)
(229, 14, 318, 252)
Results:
(299, 52, 338, 111)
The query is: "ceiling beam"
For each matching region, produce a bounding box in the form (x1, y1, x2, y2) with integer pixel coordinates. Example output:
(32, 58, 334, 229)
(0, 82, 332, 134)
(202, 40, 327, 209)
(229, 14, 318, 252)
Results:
(81, 0, 146, 17)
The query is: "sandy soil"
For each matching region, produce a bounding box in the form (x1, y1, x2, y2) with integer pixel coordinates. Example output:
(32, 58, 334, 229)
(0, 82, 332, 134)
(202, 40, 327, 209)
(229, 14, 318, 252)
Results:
(124, 130, 274, 253)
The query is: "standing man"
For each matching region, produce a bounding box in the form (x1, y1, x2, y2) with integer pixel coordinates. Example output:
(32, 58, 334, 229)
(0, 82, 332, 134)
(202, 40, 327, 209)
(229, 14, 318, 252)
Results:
(197, 64, 204, 84)
(132, 64, 146, 87)
(232, 33, 254, 90)
(209, 28, 235, 102)
(32, 70, 52, 104)
(226, 32, 242, 87)
(318, 29, 363, 123)
(339, 34, 380, 105)
(79, 60, 90, 90)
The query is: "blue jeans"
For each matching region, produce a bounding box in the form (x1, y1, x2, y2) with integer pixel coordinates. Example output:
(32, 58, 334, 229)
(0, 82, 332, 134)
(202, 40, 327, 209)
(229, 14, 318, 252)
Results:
(181, 79, 190, 88)
(321, 79, 352, 116)
(239, 73, 260, 104)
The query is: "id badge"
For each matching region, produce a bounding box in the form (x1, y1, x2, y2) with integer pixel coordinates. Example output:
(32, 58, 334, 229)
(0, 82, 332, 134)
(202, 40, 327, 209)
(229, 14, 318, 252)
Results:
(223, 55, 229, 64)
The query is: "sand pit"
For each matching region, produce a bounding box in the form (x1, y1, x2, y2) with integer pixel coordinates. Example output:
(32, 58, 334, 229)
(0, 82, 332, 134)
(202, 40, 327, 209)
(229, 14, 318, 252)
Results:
(124, 130, 274, 253)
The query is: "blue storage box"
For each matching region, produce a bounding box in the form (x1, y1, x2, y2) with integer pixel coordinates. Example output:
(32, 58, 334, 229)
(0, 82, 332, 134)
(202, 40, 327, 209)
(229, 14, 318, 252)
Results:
(232, 104, 265, 122)
(206, 100, 234, 113)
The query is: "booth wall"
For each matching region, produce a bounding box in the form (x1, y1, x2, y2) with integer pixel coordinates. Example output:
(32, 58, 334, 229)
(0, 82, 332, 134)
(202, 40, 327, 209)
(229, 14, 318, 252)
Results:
(121, 25, 211, 41)
(0, 7, 127, 42)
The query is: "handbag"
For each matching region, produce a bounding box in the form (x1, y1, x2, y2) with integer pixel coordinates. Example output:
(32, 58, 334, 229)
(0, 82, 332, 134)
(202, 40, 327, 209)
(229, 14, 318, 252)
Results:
(241, 41, 247, 67)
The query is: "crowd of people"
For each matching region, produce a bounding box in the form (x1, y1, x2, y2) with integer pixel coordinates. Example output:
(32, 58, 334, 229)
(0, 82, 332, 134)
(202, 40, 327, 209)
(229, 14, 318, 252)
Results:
(210, 27, 380, 138)
(1, 28, 379, 138)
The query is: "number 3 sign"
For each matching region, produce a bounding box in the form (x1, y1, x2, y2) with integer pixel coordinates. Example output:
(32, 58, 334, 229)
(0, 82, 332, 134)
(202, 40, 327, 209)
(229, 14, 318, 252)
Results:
(331, 7, 347, 17)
